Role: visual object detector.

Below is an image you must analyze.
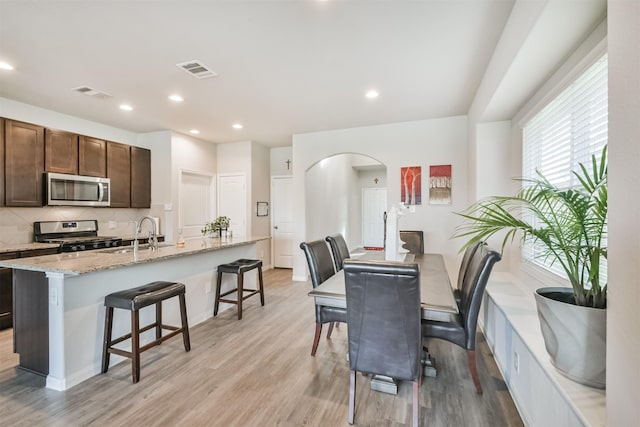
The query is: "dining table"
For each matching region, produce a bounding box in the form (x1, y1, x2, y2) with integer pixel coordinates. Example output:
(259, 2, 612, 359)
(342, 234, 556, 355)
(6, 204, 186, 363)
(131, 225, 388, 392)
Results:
(308, 250, 459, 394)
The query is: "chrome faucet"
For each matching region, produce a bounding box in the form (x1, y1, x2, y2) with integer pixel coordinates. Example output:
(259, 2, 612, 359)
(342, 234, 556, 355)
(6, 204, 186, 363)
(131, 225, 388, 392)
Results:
(134, 216, 158, 253)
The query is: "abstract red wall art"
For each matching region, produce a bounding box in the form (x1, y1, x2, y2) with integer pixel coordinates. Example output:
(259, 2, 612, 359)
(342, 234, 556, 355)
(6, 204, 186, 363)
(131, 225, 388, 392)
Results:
(429, 164, 452, 204)
(400, 166, 421, 205)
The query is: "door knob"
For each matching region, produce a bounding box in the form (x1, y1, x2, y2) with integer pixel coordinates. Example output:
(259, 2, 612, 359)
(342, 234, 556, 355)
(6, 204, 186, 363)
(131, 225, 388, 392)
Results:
(274, 226, 278, 230)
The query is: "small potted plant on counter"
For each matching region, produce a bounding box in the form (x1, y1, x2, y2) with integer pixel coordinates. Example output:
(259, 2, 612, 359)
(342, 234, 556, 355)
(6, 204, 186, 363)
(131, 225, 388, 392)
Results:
(454, 146, 607, 388)
(202, 216, 231, 238)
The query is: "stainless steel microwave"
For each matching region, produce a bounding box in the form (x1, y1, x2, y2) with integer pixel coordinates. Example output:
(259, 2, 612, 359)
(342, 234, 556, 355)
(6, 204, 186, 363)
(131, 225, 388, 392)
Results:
(46, 173, 111, 207)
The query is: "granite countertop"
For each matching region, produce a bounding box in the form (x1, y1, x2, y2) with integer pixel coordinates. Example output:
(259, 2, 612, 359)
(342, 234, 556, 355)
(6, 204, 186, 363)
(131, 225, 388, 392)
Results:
(0, 242, 61, 254)
(0, 236, 269, 276)
(0, 235, 167, 255)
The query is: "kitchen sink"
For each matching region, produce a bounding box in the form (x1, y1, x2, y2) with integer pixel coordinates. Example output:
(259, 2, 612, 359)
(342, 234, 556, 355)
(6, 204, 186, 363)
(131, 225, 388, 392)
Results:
(103, 243, 173, 254)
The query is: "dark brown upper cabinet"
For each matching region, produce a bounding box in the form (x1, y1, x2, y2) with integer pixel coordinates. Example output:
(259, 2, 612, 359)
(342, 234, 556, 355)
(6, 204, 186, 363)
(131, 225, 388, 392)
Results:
(130, 146, 151, 208)
(79, 136, 106, 177)
(0, 118, 5, 206)
(106, 141, 131, 208)
(4, 119, 45, 207)
(45, 128, 78, 174)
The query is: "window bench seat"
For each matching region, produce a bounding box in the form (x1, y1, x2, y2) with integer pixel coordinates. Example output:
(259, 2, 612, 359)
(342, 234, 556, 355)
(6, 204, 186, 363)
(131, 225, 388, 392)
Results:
(480, 273, 606, 427)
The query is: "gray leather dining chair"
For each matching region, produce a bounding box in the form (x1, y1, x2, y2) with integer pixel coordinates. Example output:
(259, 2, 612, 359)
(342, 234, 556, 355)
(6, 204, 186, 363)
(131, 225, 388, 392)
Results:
(299, 240, 347, 356)
(399, 230, 424, 254)
(422, 244, 501, 395)
(325, 233, 350, 271)
(453, 241, 485, 305)
(344, 259, 422, 426)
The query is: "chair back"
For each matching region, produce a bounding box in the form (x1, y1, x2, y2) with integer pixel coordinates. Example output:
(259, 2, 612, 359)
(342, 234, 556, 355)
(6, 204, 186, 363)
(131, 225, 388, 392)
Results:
(325, 234, 350, 271)
(299, 240, 336, 288)
(458, 245, 501, 349)
(399, 230, 424, 254)
(344, 259, 422, 382)
(456, 241, 485, 291)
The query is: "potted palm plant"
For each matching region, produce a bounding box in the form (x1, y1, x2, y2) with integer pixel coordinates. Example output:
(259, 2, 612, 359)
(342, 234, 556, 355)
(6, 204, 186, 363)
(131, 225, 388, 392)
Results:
(454, 146, 607, 388)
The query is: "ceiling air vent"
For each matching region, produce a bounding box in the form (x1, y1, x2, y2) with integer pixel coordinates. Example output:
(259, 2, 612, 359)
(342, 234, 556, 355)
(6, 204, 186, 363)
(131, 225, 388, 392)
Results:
(176, 60, 218, 79)
(72, 86, 112, 99)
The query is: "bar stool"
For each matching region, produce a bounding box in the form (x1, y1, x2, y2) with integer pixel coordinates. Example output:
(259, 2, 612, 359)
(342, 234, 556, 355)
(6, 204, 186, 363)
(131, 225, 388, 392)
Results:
(101, 281, 191, 384)
(214, 259, 265, 320)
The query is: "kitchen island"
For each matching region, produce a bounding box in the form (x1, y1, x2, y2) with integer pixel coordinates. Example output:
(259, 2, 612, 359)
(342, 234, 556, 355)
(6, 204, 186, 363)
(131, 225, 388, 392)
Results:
(0, 236, 269, 390)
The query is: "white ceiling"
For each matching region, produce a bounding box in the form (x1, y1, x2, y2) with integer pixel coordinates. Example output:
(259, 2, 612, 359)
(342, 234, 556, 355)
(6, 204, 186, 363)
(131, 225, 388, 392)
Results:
(0, 1, 606, 147)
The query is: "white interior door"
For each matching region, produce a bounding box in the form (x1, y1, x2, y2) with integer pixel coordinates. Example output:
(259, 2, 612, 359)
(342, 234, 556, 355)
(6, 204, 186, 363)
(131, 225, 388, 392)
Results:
(362, 188, 387, 248)
(179, 171, 215, 239)
(271, 176, 294, 268)
(218, 174, 246, 238)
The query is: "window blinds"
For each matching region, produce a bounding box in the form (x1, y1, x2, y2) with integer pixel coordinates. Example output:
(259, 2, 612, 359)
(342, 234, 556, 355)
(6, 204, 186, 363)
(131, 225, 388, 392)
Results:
(521, 54, 608, 278)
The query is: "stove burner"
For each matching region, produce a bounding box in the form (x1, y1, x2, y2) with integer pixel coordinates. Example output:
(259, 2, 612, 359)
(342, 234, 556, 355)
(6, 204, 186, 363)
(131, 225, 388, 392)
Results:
(34, 220, 123, 252)
(43, 237, 123, 252)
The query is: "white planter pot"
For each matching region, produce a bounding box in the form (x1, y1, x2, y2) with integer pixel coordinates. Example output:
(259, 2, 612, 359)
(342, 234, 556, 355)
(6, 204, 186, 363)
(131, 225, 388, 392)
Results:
(534, 287, 606, 389)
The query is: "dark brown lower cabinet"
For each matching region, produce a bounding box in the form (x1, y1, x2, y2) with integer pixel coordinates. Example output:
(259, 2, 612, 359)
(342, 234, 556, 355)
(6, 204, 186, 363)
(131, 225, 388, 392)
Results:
(0, 252, 18, 330)
(13, 270, 49, 375)
(0, 268, 12, 329)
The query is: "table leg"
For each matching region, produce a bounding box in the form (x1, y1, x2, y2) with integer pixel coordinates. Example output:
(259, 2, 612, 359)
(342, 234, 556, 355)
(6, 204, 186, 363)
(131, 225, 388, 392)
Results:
(422, 346, 437, 378)
(367, 347, 437, 395)
(371, 375, 398, 394)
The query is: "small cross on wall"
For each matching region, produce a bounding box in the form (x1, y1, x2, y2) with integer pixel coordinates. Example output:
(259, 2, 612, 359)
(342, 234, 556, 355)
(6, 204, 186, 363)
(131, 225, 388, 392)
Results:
(286, 159, 292, 170)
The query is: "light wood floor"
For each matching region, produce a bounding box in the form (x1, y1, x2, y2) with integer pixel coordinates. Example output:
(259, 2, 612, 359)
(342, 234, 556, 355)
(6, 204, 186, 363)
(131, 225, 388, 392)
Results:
(0, 268, 523, 426)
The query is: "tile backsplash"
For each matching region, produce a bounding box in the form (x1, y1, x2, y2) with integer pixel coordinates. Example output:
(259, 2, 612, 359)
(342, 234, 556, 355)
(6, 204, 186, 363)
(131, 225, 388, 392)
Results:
(0, 206, 153, 245)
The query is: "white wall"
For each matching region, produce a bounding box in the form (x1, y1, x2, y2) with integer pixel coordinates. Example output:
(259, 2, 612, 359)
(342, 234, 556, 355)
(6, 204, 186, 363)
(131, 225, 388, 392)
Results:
(475, 121, 513, 200)
(470, 120, 517, 271)
(305, 154, 356, 243)
(292, 116, 468, 280)
(251, 141, 271, 265)
(217, 140, 271, 266)
(138, 131, 172, 235)
(357, 168, 387, 188)
(169, 132, 217, 242)
(607, 1, 640, 424)
(270, 146, 293, 176)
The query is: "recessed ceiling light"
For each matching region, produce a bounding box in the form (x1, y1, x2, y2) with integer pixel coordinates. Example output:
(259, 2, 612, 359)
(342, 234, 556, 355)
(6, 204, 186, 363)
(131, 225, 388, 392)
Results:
(232, 123, 243, 130)
(119, 104, 133, 111)
(365, 90, 379, 99)
(0, 62, 14, 70)
(169, 94, 184, 102)
(189, 129, 200, 134)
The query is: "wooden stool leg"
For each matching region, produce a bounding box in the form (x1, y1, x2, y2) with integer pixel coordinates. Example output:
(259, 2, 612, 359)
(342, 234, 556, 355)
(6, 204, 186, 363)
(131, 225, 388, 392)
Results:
(237, 272, 244, 320)
(155, 301, 162, 341)
(179, 293, 191, 352)
(258, 266, 265, 306)
(131, 309, 141, 384)
(214, 271, 223, 316)
(101, 306, 114, 373)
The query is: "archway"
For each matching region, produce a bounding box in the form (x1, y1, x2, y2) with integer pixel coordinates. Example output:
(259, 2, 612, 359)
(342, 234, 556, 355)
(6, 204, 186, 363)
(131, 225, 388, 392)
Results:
(305, 153, 386, 249)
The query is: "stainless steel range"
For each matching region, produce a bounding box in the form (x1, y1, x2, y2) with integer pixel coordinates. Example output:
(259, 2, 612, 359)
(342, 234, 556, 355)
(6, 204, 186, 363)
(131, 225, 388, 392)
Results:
(34, 220, 123, 252)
